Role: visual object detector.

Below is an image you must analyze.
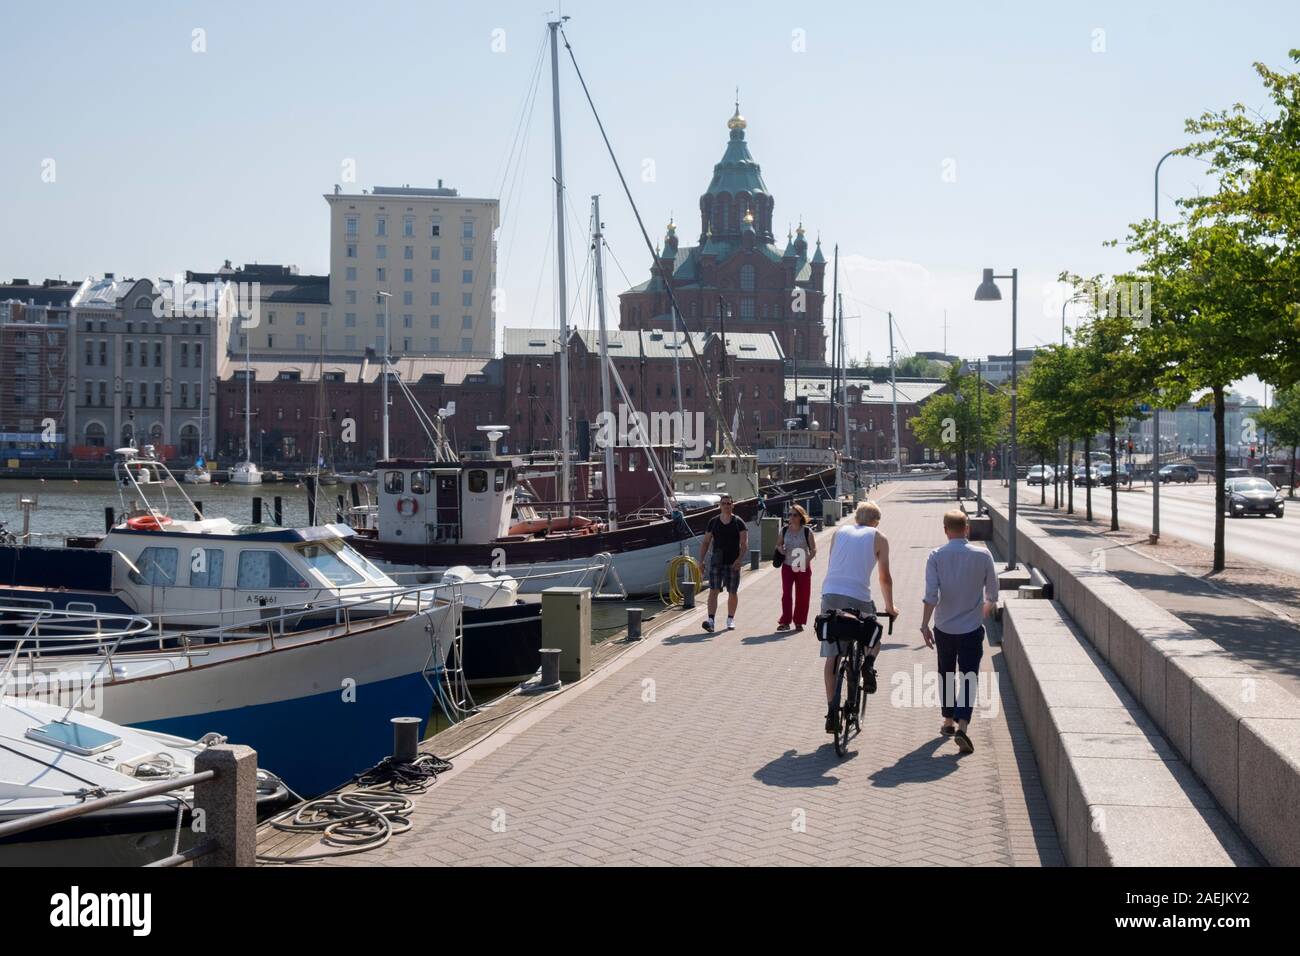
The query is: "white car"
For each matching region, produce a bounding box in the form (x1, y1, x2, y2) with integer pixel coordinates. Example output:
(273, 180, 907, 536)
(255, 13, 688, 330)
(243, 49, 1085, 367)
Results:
(1026, 465, 1055, 486)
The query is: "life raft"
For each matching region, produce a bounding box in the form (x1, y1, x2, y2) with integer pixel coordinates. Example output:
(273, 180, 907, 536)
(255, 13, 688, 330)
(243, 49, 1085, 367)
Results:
(507, 515, 598, 536)
(396, 497, 420, 517)
(127, 514, 173, 531)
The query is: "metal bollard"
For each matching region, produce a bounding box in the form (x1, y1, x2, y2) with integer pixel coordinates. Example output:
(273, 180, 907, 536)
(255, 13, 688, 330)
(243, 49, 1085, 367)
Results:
(750, 548, 760, 571)
(539, 647, 561, 688)
(193, 500, 204, 521)
(104, 506, 115, 533)
(273, 496, 283, 526)
(626, 607, 643, 640)
(252, 496, 262, 524)
(391, 716, 421, 763)
(681, 578, 696, 609)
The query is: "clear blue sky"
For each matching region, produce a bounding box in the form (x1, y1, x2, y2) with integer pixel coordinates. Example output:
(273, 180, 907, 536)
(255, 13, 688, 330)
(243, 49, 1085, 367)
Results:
(2, 1, 1294, 399)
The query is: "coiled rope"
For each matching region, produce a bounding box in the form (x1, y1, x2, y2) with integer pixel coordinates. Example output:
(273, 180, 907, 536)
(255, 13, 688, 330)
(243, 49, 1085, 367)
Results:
(660, 555, 702, 607)
(256, 753, 453, 864)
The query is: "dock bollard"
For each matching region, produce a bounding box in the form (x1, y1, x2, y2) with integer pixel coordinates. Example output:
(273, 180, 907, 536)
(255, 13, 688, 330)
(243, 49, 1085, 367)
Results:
(273, 496, 283, 526)
(681, 578, 696, 609)
(252, 496, 262, 524)
(391, 716, 421, 763)
(750, 548, 760, 571)
(538, 648, 561, 688)
(626, 607, 643, 640)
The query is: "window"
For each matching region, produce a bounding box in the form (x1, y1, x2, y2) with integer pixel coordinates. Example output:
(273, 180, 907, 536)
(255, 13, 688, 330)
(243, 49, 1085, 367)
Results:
(462, 220, 474, 240)
(295, 543, 363, 586)
(404, 245, 413, 260)
(237, 551, 309, 589)
(99, 340, 107, 366)
(461, 337, 472, 353)
(194, 342, 202, 368)
(462, 293, 472, 308)
(295, 311, 306, 325)
(462, 269, 473, 284)
(180, 383, 188, 406)
(151, 382, 160, 407)
(403, 269, 413, 283)
(376, 244, 387, 259)
(402, 291, 413, 306)
(461, 314, 473, 329)
(429, 336, 440, 351)
(410, 470, 430, 494)
(155, 342, 163, 366)
(346, 290, 357, 305)
(430, 220, 441, 238)
(346, 243, 358, 259)
(429, 314, 440, 328)
(296, 334, 306, 348)
(467, 469, 488, 493)
(376, 312, 385, 327)
(384, 471, 404, 494)
(375, 217, 387, 237)
(346, 215, 358, 237)
(125, 342, 134, 366)
(346, 266, 357, 281)
(494, 469, 506, 492)
(189, 548, 225, 588)
(98, 381, 107, 406)
(740, 265, 755, 291)
(403, 216, 414, 238)
(429, 292, 440, 306)
(740, 298, 755, 320)
(402, 337, 411, 351)
(180, 343, 189, 367)
(430, 245, 440, 260)
(130, 547, 178, 587)
(376, 267, 386, 281)
(124, 381, 134, 407)
(403, 314, 412, 328)
(430, 269, 441, 283)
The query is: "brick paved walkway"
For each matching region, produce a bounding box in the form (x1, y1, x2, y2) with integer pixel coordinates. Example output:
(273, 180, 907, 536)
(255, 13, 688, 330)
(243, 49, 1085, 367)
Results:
(316, 483, 1062, 866)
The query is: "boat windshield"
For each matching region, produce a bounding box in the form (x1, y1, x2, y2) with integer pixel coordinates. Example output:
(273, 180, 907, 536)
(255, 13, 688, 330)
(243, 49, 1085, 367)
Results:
(294, 542, 365, 586)
(336, 543, 390, 583)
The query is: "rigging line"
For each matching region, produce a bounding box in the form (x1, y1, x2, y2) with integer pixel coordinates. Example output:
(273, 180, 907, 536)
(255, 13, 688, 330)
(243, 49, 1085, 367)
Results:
(493, 30, 548, 200)
(525, 213, 555, 327)
(499, 50, 547, 294)
(558, 24, 740, 458)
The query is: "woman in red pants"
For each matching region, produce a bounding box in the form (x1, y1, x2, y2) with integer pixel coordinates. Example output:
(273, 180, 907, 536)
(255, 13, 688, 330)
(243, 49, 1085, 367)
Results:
(776, 505, 817, 631)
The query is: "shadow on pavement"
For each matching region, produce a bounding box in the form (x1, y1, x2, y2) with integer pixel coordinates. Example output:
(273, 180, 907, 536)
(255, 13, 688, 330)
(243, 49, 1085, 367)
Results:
(753, 746, 844, 788)
(868, 737, 962, 788)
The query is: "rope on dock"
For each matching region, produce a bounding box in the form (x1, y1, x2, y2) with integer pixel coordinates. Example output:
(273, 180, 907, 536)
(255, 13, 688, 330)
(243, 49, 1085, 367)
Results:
(256, 753, 453, 864)
(660, 555, 702, 607)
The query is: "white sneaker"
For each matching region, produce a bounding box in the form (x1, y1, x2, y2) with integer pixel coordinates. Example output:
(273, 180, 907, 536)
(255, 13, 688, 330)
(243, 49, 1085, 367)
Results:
(726, 617, 735, 630)
(702, 618, 715, 632)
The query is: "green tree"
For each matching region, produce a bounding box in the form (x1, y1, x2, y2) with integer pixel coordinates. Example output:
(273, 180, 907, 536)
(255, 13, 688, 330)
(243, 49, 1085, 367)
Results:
(908, 362, 1007, 488)
(1258, 385, 1300, 496)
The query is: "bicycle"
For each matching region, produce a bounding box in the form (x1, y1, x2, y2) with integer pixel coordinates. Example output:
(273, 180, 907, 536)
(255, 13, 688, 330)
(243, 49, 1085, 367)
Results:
(817, 607, 895, 758)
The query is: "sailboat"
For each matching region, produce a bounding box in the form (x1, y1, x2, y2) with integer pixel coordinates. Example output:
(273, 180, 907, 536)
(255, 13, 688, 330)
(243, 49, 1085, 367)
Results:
(229, 316, 262, 485)
(183, 335, 212, 484)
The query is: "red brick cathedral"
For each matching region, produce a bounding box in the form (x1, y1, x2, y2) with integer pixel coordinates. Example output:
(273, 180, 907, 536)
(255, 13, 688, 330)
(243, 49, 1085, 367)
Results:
(617, 105, 829, 364)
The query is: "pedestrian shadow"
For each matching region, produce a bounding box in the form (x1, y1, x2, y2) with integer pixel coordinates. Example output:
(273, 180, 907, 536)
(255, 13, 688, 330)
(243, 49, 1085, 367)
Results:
(753, 747, 844, 788)
(662, 630, 718, 645)
(741, 629, 796, 645)
(867, 737, 963, 788)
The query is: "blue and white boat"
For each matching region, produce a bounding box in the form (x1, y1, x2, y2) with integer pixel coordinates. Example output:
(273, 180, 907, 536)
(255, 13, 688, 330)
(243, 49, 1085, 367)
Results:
(0, 449, 463, 797)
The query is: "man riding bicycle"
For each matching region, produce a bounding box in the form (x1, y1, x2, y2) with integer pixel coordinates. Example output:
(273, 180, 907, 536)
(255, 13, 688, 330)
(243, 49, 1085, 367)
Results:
(819, 500, 898, 733)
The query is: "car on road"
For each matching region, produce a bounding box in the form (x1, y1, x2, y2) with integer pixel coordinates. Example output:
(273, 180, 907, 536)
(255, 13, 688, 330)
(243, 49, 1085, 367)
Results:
(1159, 463, 1199, 483)
(1073, 466, 1101, 486)
(1026, 465, 1055, 486)
(1224, 477, 1285, 518)
(1097, 463, 1132, 487)
(1223, 467, 1251, 479)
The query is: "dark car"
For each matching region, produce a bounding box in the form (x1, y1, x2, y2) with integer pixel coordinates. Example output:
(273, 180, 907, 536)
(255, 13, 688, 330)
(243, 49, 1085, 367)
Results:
(1223, 467, 1251, 480)
(1225, 477, 1284, 518)
(1073, 466, 1100, 487)
(1158, 463, 1198, 483)
(1097, 463, 1132, 487)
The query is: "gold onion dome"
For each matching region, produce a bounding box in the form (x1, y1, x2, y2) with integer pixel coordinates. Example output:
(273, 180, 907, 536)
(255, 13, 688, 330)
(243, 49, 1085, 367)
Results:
(727, 105, 747, 130)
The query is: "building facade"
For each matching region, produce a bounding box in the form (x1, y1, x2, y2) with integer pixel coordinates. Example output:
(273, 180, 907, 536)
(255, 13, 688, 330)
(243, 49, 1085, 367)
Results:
(0, 279, 79, 460)
(324, 184, 499, 358)
(186, 262, 330, 359)
(214, 355, 505, 465)
(502, 327, 786, 457)
(618, 108, 828, 365)
(67, 275, 232, 460)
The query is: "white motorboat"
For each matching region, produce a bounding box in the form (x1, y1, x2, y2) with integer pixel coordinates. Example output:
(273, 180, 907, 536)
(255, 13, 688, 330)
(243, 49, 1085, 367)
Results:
(182, 465, 212, 485)
(229, 460, 261, 485)
(0, 695, 288, 865)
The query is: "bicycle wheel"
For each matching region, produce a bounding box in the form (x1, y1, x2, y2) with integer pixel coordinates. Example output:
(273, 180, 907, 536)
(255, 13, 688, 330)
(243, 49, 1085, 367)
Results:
(856, 646, 869, 727)
(834, 656, 854, 758)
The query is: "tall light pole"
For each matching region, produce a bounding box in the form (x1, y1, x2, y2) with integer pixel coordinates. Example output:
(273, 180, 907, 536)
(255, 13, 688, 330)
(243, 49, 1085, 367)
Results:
(975, 268, 1019, 571)
(377, 290, 392, 460)
(1150, 148, 1180, 541)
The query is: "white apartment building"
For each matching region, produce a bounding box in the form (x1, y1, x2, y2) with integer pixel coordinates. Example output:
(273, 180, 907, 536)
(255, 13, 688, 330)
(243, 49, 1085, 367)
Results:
(324, 184, 498, 358)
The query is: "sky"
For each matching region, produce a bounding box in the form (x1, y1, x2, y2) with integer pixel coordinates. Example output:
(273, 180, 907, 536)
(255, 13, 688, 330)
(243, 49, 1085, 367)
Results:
(2, 1, 1295, 402)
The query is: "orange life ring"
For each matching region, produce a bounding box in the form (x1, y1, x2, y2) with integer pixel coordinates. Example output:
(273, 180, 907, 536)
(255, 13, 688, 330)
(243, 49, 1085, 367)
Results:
(396, 497, 420, 517)
(127, 514, 173, 531)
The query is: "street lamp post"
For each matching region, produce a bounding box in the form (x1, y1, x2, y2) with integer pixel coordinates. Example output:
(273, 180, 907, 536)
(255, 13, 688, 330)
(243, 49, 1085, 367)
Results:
(377, 290, 392, 461)
(1149, 149, 1181, 540)
(975, 268, 1019, 572)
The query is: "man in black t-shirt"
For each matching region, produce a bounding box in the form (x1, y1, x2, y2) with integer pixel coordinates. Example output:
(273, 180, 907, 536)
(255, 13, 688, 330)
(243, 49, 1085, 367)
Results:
(698, 493, 748, 631)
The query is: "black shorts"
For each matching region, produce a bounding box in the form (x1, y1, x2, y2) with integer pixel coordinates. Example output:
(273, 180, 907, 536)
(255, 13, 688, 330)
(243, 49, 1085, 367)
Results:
(708, 556, 741, 593)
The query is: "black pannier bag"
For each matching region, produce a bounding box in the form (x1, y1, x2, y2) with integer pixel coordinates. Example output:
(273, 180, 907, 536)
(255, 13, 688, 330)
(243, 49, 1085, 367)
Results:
(814, 608, 880, 645)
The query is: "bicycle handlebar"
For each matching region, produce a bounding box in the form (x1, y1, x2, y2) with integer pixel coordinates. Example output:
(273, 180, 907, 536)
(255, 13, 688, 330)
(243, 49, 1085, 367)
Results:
(875, 610, 896, 634)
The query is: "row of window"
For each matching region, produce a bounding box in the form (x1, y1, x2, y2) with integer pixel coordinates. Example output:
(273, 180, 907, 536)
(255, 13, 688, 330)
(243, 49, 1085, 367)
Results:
(130, 545, 366, 590)
(236, 332, 476, 353)
(343, 244, 477, 264)
(344, 215, 475, 241)
(82, 340, 205, 368)
(84, 381, 202, 408)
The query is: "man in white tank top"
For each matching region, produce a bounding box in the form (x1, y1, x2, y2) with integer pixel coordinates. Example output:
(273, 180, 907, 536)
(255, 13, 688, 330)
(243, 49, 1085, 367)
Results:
(819, 501, 897, 733)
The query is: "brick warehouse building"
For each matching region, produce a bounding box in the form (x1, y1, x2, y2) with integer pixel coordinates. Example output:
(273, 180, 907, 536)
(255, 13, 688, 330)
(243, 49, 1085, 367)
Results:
(214, 355, 505, 466)
(502, 327, 785, 456)
(618, 106, 828, 366)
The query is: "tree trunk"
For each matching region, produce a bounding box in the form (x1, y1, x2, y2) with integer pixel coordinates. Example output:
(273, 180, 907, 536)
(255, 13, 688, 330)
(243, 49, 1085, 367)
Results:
(1084, 434, 1093, 521)
(1290, 444, 1296, 499)
(1053, 441, 1060, 509)
(1109, 417, 1119, 532)
(1213, 385, 1226, 573)
(1040, 452, 1046, 504)
(1067, 439, 1075, 514)
(958, 437, 967, 491)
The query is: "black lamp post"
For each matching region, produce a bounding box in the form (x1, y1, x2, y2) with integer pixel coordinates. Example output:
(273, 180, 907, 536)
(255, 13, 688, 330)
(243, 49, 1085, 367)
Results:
(975, 267, 1019, 572)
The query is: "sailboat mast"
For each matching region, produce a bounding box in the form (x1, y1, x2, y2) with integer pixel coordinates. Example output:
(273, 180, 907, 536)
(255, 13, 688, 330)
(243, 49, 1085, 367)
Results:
(888, 311, 902, 474)
(592, 195, 618, 528)
(549, 18, 572, 517)
(243, 324, 251, 463)
(839, 290, 849, 460)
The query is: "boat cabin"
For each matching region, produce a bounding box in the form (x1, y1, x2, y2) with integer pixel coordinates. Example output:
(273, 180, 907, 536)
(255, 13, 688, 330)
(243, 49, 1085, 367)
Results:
(672, 451, 760, 500)
(374, 458, 517, 546)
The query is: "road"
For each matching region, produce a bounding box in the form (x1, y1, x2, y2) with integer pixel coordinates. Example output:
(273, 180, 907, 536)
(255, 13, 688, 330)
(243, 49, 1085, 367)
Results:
(1018, 480, 1296, 576)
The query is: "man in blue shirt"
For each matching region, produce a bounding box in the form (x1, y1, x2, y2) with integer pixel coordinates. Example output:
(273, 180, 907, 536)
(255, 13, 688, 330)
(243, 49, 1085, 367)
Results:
(919, 510, 999, 754)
